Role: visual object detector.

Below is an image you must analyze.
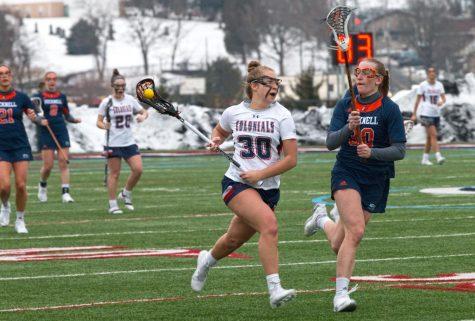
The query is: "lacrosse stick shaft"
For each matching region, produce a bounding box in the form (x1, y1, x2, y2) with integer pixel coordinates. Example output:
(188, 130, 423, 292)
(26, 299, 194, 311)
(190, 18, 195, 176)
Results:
(103, 129, 110, 186)
(45, 124, 70, 164)
(180, 118, 241, 168)
(343, 51, 362, 144)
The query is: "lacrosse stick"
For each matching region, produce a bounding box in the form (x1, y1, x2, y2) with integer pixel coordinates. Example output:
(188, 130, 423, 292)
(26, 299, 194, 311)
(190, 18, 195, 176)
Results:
(103, 97, 113, 186)
(136, 78, 241, 169)
(31, 97, 70, 164)
(404, 120, 414, 136)
(326, 6, 362, 144)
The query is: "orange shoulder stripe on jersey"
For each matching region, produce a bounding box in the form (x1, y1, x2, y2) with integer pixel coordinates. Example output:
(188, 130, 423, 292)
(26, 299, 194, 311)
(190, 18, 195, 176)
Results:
(42, 91, 61, 99)
(0, 91, 16, 101)
(354, 96, 383, 113)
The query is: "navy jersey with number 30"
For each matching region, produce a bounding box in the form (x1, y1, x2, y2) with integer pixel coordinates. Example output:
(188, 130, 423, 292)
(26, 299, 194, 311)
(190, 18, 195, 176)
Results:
(0, 90, 35, 150)
(330, 95, 406, 183)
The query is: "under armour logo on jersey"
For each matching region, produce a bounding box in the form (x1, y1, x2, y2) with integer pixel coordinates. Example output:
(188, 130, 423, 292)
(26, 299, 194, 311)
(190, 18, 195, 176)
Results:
(252, 114, 259, 118)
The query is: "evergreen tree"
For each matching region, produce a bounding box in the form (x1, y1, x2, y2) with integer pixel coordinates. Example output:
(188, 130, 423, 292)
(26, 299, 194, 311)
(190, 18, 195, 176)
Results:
(66, 19, 99, 55)
(205, 58, 242, 107)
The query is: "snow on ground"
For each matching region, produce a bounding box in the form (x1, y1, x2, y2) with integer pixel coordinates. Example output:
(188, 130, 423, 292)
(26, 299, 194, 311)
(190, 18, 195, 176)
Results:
(23, 73, 475, 152)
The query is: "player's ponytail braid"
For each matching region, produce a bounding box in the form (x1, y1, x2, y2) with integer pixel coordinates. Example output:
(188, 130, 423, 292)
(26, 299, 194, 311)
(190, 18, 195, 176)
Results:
(111, 68, 125, 86)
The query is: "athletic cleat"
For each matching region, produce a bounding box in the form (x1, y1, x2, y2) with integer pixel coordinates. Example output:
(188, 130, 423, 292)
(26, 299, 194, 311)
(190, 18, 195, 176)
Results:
(0, 202, 11, 227)
(62, 193, 75, 203)
(436, 156, 446, 165)
(108, 206, 123, 215)
(269, 288, 297, 308)
(14, 219, 28, 234)
(191, 250, 211, 292)
(304, 203, 328, 236)
(333, 295, 357, 312)
(329, 205, 340, 223)
(421, 159, 433, 165)
(118, 191, 134, 211)
(38, 184, 47, 202)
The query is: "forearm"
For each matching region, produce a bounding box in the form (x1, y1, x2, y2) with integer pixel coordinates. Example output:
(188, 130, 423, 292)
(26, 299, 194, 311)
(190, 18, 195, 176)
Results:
(96, 120, 107, 130)
(326, 124, 353, 150)
(258, 154, 297, 180)
(370, 143, 406, 161)
(64, 113, 76, 123)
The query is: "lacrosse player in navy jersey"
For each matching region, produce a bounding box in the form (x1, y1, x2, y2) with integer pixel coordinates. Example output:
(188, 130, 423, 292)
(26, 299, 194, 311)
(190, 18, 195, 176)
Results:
(411, 67, 446, 165)
(304, 58, 406, 312)
(191, 61, 298, 308)
(35, 71, 81, 203)
(96, 69, 148, 214)
(0, 65, 48, 233)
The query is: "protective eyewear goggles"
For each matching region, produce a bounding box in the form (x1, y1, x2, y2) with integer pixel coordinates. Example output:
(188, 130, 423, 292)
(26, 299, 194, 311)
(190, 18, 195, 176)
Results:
(113, 84, 126, 89)
(251, 76, 282, 87)
(354, 67, 381, 78)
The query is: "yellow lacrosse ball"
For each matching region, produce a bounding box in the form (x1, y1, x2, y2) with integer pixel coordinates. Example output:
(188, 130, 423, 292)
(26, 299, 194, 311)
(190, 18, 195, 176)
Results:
(143, 88, 155, 99)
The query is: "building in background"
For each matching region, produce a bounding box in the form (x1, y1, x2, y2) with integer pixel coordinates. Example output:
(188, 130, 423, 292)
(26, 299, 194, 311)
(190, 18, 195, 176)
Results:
(0, 0, 66, 18)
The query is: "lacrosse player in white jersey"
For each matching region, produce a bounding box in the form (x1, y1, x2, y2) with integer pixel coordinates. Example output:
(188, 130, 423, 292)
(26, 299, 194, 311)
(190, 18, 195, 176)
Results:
(411, 67, 446, 165)
(96, 69, 148, 214)
(191, 61, 298, 308)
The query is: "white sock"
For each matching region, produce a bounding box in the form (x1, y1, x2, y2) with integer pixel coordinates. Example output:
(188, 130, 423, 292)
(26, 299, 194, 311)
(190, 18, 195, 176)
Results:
(317, 215, 331, 230)
(123, 188, 132, 197)
(204, 251, 217, 267)
(422, 153, 430, 161)
(435, 152, 442, 159)
(335, 277, 350, 297)
(16, 211, 25, 220)
(62, 184, 70, 189)
(109, 199, 118, 209)
(266, 273, 282, 294)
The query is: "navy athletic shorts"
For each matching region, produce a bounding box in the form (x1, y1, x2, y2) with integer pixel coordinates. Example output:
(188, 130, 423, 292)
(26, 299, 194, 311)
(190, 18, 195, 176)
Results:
(0, 147, 33, 163)
(419, 116, 440, 128)
(331, 167, 390, 213)
(104, 144, 140, 160)
(221, 176, 280, 210)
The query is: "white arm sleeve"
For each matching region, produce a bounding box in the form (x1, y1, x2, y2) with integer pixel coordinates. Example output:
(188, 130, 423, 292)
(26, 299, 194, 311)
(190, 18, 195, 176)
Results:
(219, 108, 232, 133)
(439, 82, 445, 94)
(280, 116, 297, 140)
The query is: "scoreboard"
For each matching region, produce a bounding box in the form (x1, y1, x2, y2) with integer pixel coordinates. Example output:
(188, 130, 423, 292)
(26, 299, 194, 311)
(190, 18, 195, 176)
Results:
(331, 33, 374, 65)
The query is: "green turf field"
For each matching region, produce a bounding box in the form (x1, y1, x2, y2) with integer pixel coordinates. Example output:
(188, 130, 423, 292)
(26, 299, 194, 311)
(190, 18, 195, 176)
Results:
(0, 148, 473, 321)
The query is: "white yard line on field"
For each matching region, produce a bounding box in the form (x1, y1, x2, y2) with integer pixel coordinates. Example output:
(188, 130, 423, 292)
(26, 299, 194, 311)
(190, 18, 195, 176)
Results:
(0, 253, 472, 282)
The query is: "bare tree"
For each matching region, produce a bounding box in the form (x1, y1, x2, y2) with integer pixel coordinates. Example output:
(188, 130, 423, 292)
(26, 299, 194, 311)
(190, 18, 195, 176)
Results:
(168, 0, 191, 70)
(78, 0, 116, 81)
(401, 0, 473, 69)
(0, 11, 16, 64)
(127, 9, 164, 74)
(11, 26, 37, 88)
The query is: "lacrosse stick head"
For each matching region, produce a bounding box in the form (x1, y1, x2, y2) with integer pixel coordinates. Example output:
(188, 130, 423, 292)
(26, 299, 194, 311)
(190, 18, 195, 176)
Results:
(30, 96, 44, 116)
(136, 78, 179, 118)
(326, 6, 354, 52)
(404, 119, 414, 136)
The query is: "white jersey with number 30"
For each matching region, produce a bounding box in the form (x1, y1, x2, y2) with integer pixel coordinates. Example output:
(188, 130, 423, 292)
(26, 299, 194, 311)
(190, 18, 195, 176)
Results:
(98, 94, 143, 147)
(219, 101, 297, 190)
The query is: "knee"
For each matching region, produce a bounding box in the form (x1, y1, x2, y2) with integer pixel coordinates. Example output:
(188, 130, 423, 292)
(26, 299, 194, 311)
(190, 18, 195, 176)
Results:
(133, 167, 143, 177)
(261, 219, 278, 239)
(109, 171, 120, 180)
(43, 163, 53, 172)
(15, 182, 27, 194)
(345, 227, 365, 246)
(0, 182, 10, 194)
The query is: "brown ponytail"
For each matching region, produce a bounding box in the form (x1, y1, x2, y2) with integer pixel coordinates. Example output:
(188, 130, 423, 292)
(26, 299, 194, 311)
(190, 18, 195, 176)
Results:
(245, 60, 274, 99)
(110, 68, 125, 86)
(361, 58, 389, 97)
